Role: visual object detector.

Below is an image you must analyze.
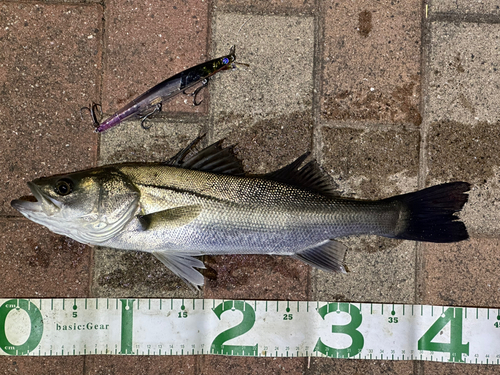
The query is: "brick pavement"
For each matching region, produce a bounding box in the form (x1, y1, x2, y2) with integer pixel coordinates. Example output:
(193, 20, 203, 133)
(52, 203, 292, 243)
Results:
(1, 0, 499, 374)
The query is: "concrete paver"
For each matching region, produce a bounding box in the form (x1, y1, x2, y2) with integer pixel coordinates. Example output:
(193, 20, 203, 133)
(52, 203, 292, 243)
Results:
(201, 356, 306, 375)
(430, 0, 500, 15)
(418, 6, 500, 374)
(426, 120, 500, 237)
(321, 0, 421, 126)
(210, 13, 315, 143)
(426, 22, 500, 125)
(423, 362, 500, 375)
(202, 11, 315, 305)
(216, 0, 315, 15)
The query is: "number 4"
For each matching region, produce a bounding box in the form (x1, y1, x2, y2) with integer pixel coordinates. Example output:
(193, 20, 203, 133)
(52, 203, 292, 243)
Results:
(417, 307, 469, 362)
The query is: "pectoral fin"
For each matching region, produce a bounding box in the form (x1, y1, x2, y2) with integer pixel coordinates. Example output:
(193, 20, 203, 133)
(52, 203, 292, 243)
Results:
(152, 251, 206, 290)
(293, 240, 347, 273)
(138, 205, 202, 231)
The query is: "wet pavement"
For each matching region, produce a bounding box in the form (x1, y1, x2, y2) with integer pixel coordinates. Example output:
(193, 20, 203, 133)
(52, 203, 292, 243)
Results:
(1, 0, 500, 374)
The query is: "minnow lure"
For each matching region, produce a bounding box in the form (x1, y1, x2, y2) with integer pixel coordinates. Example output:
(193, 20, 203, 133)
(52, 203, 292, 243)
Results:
(82, 46, 242, 132)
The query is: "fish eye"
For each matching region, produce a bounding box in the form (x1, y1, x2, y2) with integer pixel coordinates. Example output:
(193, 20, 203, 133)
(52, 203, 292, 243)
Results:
(54, 178, 73, 196)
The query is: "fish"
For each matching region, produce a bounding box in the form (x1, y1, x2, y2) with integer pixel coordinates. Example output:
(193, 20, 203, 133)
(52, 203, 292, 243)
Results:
(11, 137, 470, 289)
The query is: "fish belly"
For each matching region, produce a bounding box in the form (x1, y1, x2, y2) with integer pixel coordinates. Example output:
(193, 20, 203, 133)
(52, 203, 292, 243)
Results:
(103, 199, 399, 255)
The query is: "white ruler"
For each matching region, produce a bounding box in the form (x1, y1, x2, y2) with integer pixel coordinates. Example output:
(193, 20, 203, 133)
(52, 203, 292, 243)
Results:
(1, 298, 499, 364)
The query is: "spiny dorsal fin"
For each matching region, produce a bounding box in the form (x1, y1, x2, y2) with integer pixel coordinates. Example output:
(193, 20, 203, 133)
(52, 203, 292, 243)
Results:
(165, 136, 244, 176)
(264, 153, 339, 197)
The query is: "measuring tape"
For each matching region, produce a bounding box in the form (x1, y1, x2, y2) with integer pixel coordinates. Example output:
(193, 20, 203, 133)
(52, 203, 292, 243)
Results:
(0, 298, 498, 364)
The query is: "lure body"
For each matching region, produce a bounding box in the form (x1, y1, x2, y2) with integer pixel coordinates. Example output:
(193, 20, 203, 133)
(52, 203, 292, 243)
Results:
(93, 47, 238, 132)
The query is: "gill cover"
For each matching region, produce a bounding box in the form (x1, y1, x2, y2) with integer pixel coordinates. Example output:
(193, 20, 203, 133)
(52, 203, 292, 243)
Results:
(13, 168, 141, 245)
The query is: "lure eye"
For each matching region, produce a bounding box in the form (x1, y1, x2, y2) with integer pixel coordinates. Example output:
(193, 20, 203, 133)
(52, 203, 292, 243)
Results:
(54, 178, 73, 196)
(222, 57, 229, 65)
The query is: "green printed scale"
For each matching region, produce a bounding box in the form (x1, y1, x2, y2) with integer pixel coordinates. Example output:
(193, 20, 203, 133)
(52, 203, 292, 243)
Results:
(0, 298, 498, 363)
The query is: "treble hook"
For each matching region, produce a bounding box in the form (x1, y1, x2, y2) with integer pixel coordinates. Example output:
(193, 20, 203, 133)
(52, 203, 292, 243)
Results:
(140, 102, 162, 130)
(80, 103, 103, 129)
(183, 79, 209, 106)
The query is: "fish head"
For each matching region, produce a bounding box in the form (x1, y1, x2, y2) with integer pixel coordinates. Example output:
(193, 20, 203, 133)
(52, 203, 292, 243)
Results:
(11, 168, 141, 245)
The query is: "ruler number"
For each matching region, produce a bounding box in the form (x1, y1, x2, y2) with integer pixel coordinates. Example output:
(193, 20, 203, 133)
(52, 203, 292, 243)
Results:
(211, 301, 258, 356)
(0, 299, 43, 355)
(417, 307, 469, 362)
(283, 314, 293, 320)
(314, 303, 364, 358)
(388, 317, 398, 323)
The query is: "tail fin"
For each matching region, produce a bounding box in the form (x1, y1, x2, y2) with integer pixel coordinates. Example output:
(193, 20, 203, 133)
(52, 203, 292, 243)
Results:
(386, 182, 470, 243)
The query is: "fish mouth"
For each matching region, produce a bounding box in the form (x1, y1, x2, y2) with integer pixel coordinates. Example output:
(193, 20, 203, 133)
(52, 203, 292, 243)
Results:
(11, 182, 62, 216)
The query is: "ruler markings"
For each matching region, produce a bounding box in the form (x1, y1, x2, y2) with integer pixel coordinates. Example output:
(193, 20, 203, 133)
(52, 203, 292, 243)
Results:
(0, 298, 497, 363)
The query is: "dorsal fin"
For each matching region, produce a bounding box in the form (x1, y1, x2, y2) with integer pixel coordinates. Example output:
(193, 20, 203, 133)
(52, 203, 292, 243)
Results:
(264, 153, 339, 197)
(165, 136, 245, 176)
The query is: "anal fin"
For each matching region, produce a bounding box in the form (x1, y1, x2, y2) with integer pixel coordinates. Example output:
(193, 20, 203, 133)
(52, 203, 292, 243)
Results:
(153, 251, 206, 290)
(293, 240, 347, 273)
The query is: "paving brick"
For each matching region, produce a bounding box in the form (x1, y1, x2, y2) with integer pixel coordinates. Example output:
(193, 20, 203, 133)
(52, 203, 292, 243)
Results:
(92, 248, 200, 298)
(421, 239, 500, 307)
(0, 3, 101, 215)
(0, 219, 90, 298)
(313, 126, 420, 302)
(210, 13, 315, 140)
(426, 22, 500, 124)
(102, 0, 210, 118)
(200, 356, 305, 375)
(0, 357, 84, 375)
(423, 362, 500, 374)
(85, 355, 196, 375)
(306, 358, 414, 374)
(321, 0, 421, 125)
(203, 255, 310, 301)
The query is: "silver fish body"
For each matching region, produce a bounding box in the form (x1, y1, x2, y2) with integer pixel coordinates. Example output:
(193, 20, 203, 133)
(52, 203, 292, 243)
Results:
(99, 165, 401, 252)
(11, 138, 470, 288)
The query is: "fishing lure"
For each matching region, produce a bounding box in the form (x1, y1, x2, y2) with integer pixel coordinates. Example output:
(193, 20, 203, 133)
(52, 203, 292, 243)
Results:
(82, 46, 243, 132)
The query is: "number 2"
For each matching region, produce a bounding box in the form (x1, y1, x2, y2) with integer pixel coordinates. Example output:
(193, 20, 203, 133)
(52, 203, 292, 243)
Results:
(211, 301, 257, 356)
